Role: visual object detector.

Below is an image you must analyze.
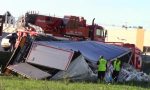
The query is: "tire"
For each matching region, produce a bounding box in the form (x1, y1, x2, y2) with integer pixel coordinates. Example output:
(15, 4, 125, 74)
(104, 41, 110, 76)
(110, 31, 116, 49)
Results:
(3, 47, 10, 51)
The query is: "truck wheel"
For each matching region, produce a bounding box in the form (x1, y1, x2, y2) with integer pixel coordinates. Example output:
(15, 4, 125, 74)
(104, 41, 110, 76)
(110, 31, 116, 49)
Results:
(3, 47, 10, 51)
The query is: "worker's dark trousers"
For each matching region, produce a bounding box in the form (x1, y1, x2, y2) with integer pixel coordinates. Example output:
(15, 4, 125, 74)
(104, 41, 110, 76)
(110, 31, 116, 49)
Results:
(98, 71, 105, 81)
(112, 70, 119, 82)
(10, 43, 15, 52)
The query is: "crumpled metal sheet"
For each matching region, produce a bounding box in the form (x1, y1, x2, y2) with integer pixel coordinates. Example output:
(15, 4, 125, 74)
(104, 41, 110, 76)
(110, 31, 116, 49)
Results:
(51, 55, 97, 81)
(7, 63, 51, 80)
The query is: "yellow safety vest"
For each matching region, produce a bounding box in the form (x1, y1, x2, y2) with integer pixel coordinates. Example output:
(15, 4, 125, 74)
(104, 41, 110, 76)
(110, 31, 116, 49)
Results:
(114, 59, 121, 71)
(98, 58, 107, 71)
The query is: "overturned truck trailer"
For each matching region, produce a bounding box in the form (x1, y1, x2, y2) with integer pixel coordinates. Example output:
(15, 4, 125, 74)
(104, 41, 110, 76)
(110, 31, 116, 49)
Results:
(4, 37, 132, 81)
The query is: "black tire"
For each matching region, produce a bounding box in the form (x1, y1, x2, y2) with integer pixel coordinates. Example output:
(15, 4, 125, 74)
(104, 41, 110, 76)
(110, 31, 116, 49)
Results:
(3, 47, 10, 51)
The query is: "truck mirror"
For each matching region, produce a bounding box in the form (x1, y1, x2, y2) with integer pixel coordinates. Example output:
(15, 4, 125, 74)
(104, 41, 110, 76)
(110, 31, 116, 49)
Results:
(104, 29, 107, 37)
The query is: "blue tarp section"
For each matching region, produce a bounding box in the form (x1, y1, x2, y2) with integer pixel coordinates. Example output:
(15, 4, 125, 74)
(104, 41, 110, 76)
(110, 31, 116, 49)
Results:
(34, 41, 131, 62)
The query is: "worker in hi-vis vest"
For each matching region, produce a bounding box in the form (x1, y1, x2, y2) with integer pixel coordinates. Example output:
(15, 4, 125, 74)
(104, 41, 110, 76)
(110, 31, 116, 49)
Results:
(112, 58, 121, 82)
(97, 56, 107, 81)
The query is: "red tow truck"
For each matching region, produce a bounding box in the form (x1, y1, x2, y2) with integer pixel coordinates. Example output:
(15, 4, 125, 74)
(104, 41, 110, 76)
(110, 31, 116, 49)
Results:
(25, 12, 107, 41)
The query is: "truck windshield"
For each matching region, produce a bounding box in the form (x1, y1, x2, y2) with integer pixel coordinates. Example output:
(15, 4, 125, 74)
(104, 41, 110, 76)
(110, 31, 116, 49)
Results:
(96, 29, 104, 37)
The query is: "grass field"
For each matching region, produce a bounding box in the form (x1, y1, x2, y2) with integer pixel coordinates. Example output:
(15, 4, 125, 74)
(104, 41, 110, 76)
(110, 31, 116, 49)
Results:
(0, 52, 150, 90)
(0, 76, 150, 90)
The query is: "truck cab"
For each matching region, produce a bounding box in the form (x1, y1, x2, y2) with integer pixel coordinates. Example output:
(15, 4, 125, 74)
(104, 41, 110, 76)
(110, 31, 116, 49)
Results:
(88, 25, 107, 42)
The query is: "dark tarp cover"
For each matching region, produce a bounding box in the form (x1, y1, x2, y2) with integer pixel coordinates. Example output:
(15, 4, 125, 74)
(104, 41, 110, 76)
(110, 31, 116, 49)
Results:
(34, 41, 131, 62)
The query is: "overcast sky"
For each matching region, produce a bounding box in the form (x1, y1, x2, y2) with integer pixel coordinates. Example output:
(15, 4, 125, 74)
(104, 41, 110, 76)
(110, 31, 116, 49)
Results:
(0, 0, 150, 29)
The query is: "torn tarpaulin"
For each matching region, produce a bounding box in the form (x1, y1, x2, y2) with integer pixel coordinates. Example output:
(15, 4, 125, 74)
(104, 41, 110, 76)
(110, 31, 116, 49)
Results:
(36, 41, 131, 62)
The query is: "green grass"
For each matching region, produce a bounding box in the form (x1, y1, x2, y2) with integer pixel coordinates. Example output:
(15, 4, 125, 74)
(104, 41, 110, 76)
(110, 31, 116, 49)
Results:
(0, 76, 150, 90)
(0, 52, 150, 90)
